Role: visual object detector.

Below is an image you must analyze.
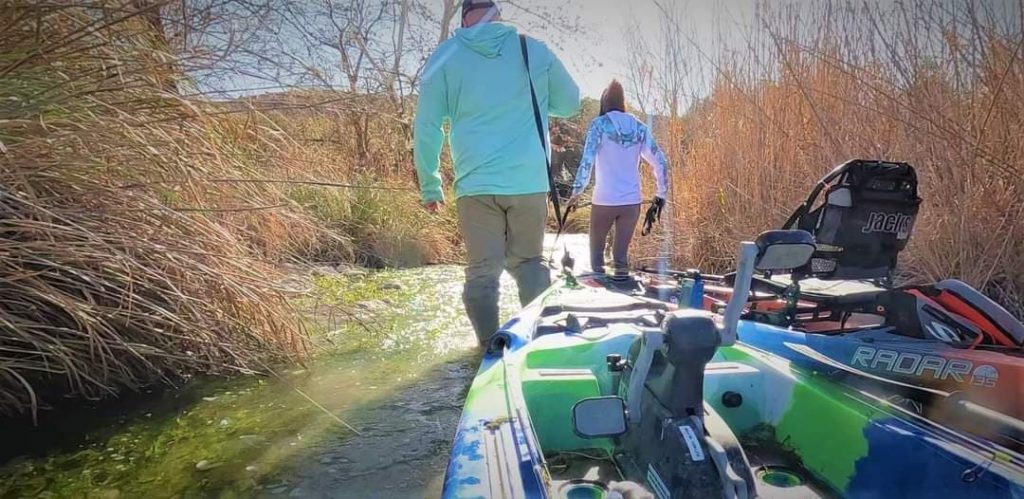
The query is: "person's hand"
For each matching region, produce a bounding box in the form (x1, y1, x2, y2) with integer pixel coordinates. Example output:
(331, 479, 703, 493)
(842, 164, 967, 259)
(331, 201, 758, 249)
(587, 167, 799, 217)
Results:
(654, 196, 666, 210)
(423, 200, 444, 213)
(607, 481, 654, 499)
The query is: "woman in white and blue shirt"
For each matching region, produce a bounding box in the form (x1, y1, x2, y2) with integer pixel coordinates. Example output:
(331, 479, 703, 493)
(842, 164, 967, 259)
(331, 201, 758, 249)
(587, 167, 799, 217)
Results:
(569, 80, 670, 277)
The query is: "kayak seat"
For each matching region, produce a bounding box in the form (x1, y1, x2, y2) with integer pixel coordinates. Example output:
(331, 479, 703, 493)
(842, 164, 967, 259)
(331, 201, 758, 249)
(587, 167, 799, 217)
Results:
(736, 274, 888, 313)
(728, 273, 887, 304)
(784, 159, 920, 282)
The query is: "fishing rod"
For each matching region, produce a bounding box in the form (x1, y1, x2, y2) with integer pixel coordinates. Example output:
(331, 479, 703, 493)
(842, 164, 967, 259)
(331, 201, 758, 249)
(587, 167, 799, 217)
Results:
(555, 197, 666, 243)
(548, 195, 668, 274)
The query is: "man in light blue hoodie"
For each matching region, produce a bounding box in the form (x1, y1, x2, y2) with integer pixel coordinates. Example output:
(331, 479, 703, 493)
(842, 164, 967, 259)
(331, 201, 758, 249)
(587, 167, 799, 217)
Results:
(415, 0, 580, 345)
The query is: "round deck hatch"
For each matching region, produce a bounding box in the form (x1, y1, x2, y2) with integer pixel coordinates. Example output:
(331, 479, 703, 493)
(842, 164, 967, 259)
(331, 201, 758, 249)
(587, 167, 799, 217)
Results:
(757, 466, 805, 488)
(559, 480, 608, 499)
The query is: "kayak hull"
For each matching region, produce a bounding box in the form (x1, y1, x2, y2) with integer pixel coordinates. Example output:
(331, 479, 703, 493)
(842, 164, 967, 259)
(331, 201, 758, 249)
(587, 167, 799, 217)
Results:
(735, 320, 1024, 425)
(443, 279, 1024, 498)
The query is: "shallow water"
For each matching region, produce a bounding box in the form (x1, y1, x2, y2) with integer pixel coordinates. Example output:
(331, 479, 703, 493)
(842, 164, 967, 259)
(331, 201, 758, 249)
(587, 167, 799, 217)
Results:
(0, 235, 590, 499)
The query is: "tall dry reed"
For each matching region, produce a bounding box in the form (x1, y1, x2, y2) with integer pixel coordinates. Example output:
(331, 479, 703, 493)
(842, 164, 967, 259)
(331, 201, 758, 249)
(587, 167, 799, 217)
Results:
(639, 1, 1024, 316)
(0, 3, 324, 419)
(0, 1, 454, 420)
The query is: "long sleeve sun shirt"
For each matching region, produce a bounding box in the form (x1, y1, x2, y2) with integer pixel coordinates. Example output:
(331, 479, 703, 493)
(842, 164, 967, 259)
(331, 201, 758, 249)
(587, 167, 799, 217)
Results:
(571, 111, 669, 206)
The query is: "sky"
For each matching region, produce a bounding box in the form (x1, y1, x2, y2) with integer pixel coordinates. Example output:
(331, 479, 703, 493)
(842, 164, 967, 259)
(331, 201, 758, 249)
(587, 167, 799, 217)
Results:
(206, 0, 1022, 111)
(502, 0, 1023, 107)
(505, 0, 759, 101)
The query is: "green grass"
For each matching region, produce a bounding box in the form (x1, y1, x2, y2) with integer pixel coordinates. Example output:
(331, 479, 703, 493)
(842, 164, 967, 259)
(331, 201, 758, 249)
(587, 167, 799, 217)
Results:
(285, 177, 460, 268)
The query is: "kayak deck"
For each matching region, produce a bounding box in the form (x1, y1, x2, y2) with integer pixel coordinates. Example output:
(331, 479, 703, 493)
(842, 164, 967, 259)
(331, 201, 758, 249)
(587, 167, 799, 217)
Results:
(444, 278, 1024, 498)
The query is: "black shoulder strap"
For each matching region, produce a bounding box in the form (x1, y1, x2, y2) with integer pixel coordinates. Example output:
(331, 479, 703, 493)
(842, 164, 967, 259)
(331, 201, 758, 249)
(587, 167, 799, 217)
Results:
(519, 34, 565, 232)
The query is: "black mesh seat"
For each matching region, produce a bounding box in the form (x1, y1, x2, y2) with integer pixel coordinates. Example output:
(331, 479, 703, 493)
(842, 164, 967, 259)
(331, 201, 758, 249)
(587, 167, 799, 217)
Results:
(734, 160, 923, 328)
(783, 159, 921, 283)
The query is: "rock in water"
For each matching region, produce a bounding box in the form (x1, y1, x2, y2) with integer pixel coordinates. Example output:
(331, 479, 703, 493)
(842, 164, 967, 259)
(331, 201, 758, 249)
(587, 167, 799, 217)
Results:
(195, 460, 221, 471)
(336, 263, 368, 277)
(381, 281, 403, 290)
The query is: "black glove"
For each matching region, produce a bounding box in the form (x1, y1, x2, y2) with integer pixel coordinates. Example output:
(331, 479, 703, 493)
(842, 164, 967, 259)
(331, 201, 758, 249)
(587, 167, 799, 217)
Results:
(653, 196, 665, 219)
(642, 197, 665, 236)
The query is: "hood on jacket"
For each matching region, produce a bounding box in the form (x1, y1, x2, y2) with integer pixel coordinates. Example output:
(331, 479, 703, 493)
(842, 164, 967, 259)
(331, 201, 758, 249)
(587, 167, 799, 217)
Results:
(603, 111, 643, 145)
(454, 22, 517, 58)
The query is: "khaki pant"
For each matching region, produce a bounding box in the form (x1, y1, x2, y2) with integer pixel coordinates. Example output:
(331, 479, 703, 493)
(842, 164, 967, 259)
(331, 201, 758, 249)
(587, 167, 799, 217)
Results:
(457, 193, 551, 344)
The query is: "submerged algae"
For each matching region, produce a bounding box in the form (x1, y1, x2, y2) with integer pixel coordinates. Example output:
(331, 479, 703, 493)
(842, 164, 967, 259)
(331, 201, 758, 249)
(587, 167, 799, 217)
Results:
(1, 265, 521, 499)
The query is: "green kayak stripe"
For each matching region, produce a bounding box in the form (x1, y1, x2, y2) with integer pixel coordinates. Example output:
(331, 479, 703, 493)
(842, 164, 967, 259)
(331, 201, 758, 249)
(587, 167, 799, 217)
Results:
(722, 345, 871, 492)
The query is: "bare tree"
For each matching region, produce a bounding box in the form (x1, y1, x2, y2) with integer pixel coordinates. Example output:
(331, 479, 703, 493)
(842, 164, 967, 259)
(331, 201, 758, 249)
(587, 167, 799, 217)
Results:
(438, 0, 461, 43)
(651, 0, 691, 118)
(624, 26, 656, 116)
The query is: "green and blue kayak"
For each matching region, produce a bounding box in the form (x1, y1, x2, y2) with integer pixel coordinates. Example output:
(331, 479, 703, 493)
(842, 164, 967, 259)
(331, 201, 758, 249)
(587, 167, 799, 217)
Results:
(443, 266, 1024, 498)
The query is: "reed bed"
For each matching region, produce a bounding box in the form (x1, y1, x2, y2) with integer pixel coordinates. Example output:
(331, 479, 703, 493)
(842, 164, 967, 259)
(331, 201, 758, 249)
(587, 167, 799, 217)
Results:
(638, 0, 1024, 317)
(0, 3, 456, 418)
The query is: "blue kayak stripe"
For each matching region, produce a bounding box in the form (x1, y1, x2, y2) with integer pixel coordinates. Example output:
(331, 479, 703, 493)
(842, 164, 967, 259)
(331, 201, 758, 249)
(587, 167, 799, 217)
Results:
(849, 416, 1024, 498)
